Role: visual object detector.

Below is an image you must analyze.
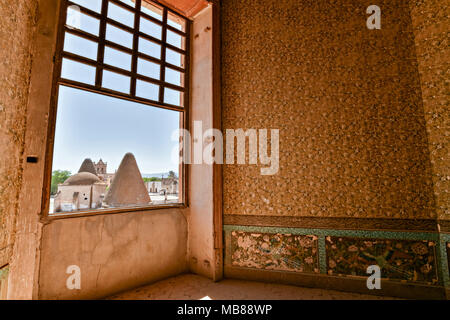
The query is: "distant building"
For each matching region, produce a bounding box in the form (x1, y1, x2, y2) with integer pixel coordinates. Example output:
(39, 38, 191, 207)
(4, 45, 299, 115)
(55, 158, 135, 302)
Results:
(146, 181, 162, 193)
(94, 159, 107, 175)
(161, 177, 178, 194)
(53, 171, 107, 212)
(94, 159, 115, 186)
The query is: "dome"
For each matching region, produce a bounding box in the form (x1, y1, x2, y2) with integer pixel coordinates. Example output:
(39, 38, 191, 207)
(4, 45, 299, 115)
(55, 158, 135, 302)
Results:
(63, 172, 100, 186)
(78, 158, 97, 175)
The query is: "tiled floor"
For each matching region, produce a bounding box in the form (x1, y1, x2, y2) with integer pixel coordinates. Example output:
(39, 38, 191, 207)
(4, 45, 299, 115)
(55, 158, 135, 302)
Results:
(108, 274, 397, 300)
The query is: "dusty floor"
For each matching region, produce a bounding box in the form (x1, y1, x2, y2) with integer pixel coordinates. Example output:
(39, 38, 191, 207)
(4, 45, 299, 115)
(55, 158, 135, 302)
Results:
(108, 274, 397, 300)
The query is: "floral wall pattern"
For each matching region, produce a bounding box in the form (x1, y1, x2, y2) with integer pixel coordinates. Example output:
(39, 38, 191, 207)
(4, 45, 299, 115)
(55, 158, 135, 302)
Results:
(221, 0, 436, 219)
(230, 231, 319, 273)
(326, 236, 438, 285)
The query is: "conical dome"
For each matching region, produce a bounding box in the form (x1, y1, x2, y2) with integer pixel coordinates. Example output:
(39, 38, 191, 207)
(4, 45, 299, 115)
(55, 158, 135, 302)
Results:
(103, 153, 151, 207)
(78, 158, 97, 175)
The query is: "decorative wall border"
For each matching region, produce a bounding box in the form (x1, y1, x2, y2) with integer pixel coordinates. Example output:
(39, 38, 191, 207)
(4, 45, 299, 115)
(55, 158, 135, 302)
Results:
(224, 225, 450, 290)
(0, 266, 9, 300)
(224, 215, 439, 232)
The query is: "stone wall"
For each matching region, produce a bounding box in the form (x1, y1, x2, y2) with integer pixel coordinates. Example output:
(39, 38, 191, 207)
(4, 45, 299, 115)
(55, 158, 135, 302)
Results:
(0, 0, 37, 268)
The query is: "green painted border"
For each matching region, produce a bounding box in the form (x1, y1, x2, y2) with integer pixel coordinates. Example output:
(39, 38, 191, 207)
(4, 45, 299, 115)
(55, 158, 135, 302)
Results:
(437, 234, 450, 287)
(0, 266, 8, 280)
(318, 236, 327, 274)
(224, 225, 449, 287)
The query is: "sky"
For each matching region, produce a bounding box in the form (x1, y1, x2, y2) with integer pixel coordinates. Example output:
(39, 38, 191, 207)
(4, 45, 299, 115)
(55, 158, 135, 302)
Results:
(52, 0, 183, 175)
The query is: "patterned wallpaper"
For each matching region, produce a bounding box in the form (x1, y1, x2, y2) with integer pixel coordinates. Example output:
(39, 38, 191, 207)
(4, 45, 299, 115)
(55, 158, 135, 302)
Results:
(221, 0, 437, 219)
(409, 0, 449, 220)
(326, 236, 438, 284)
(230, 231, 319, 273)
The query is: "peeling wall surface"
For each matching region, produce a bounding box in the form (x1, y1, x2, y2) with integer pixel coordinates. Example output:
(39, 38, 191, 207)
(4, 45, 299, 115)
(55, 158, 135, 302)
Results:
(222, 0, 435, 220)
(409, 0, 449, 221)
(0, 0, 37, 268)
(38, 209, 188, 299)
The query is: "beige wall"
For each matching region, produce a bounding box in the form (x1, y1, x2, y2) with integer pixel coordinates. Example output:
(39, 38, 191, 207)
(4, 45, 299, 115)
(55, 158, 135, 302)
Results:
(409, 0, 449, 221)
(222, 0, 436, 220)
(188, 6, 216, 279)
(0, 0, 37, 268)
(4, 0, 194, 299)
(38, 209, 187, 299)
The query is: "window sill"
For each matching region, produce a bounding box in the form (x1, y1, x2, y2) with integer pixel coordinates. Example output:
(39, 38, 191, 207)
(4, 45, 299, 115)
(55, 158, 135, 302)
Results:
(40, 203, 187, 224)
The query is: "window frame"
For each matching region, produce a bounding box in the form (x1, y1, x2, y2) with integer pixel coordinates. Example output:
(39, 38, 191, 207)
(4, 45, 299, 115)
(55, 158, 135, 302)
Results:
(41, 0, 191, 220)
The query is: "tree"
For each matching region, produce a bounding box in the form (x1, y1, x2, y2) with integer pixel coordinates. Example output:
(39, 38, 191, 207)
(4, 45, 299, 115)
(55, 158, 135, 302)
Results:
(51, 170, 71, 195)
(143, 177, 161, 183)
(168, 171, 176, 178)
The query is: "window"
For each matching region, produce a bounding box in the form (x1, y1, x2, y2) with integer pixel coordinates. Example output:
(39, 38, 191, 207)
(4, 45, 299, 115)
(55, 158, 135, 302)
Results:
(45, 0, 190, 216)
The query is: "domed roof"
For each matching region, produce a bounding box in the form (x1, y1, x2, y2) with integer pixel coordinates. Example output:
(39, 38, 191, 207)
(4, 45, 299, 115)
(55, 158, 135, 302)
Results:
(78, 158, 97, 175)
(63, 172, 100, 186)
(104, 153, 151, 206)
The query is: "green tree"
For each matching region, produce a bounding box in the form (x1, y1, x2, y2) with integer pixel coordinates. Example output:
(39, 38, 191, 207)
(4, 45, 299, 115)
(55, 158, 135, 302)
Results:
(168, 171, 176, 178)
(143, 177, 162, 183)
(51, 170, 71, 195)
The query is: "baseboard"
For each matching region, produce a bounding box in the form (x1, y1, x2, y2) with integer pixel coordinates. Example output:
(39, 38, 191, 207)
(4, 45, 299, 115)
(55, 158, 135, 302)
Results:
(224, 266, 446, 300)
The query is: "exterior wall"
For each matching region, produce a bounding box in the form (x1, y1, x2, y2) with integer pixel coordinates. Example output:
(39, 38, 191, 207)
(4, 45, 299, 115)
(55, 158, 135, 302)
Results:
(38, 209, 188, 299)
(92, 183, 107, 209)
(221, 0, 448, 298)
(0, 0, 37, 268)
(54, 185, 92, 212)
(409, 0, 449, 221)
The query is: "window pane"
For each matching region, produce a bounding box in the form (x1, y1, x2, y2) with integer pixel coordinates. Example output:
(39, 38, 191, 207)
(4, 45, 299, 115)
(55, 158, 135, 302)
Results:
(166, 30, 184, 50)
(165, 67, 182, 86)
(66, 6, 100, 36)
(102, 70, 130, 93)
(108, 2, 135, 28)
(165, 48, 184, 68)
(138, 58, 160, 79)
(138, 37, 161, 59)
(63, 32, 98, 60)
(61, 59, 96, 85)
(106, 24, 133, 48)
(136, 80, 159, 101)
(50, 85, 182, 214)
(141, 1, 163, 20)
(140, 17, 162, 39)
(118, 0, 135, 7)
(69, 0, 102, 13)
(168, 12, 186, 32)
(164, 87, 182, 106)
(104, 47, 132, 71)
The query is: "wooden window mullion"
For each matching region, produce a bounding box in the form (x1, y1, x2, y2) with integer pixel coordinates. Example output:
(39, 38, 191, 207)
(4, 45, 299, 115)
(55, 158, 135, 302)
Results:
(95, 0, 109, 88)
(130, 0, 142, 97)
(159, 8, 168, 104)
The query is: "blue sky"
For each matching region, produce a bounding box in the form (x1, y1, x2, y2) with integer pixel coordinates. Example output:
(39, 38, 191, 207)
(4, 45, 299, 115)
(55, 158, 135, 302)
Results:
(52, 1, 184, 175)
(53, 86, 180, 174)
